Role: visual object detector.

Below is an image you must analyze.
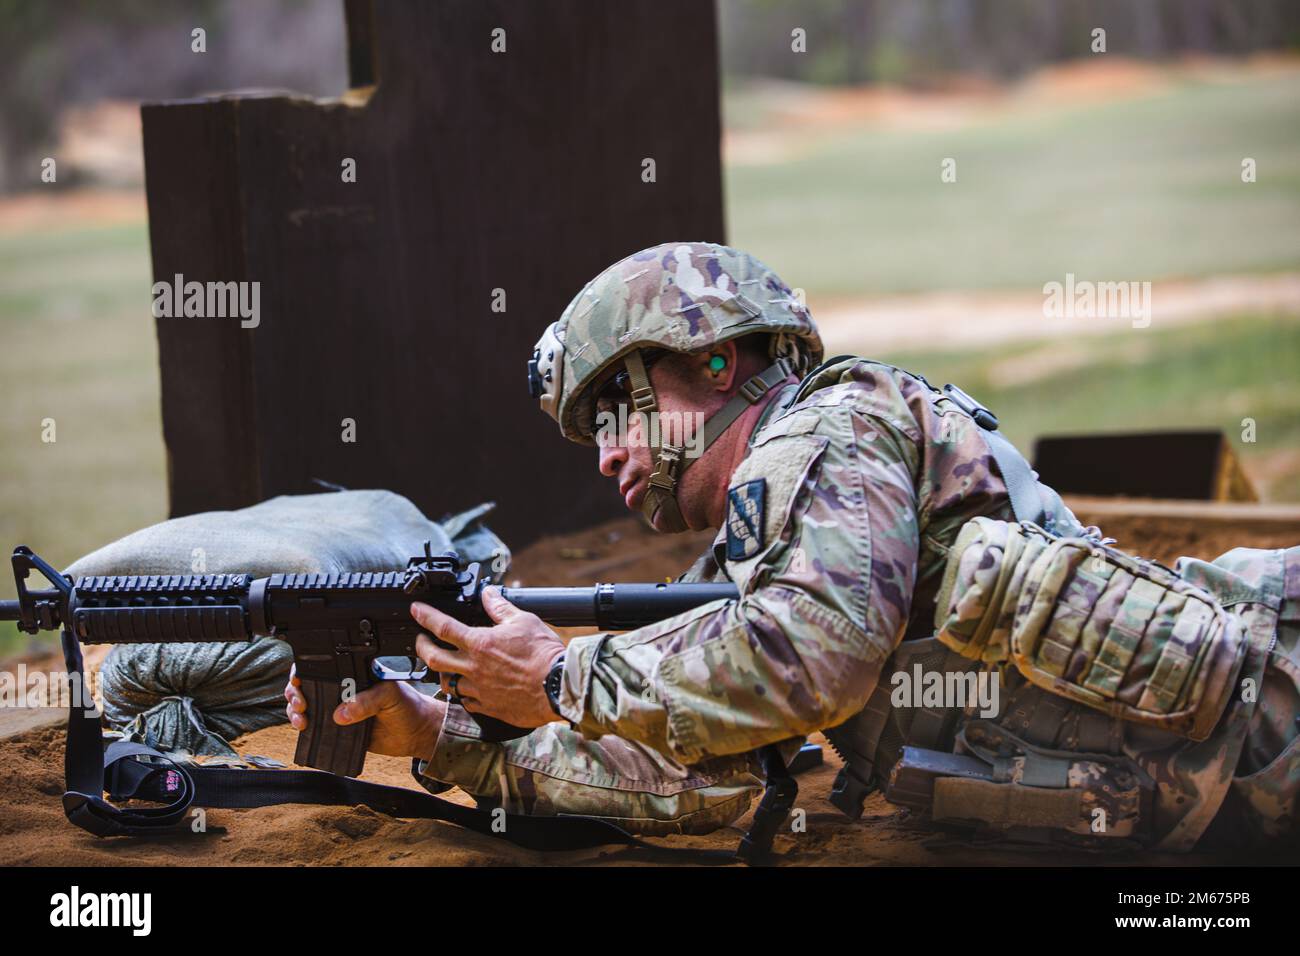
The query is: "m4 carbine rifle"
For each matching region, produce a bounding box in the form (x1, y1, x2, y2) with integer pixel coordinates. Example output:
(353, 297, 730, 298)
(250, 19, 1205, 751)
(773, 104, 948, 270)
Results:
(2, 543, 738, 777)
(3, 544, 836, 862)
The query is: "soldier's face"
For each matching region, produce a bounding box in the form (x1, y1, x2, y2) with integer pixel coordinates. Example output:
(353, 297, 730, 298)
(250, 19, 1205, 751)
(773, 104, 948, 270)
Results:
(597, 424, 655, 515)
(594, 349, 742, 532)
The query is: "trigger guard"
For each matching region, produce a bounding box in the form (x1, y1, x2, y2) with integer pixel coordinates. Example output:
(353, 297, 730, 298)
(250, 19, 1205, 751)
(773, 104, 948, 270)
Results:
(370, 657, 430, 682)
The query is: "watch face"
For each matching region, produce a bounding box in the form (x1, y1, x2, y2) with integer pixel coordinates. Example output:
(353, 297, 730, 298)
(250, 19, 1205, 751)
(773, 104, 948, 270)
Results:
(545, 656, 565, 713)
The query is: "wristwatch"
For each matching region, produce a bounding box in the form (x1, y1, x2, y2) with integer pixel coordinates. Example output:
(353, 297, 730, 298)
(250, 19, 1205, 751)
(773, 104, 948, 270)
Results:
(544, 652, 566, 716)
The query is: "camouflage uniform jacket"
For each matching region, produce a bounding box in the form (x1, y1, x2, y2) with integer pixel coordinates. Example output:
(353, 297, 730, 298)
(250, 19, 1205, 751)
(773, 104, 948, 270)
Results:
(555, 357, 1021, 764)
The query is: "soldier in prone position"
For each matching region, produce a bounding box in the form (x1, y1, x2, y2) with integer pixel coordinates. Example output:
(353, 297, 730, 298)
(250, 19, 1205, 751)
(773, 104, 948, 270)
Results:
(286, 242, 1299, 851)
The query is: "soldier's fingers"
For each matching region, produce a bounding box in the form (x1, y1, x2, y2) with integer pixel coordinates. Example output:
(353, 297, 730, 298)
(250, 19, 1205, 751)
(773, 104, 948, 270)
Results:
(415, 632, 467, 676)
(480, 586, 523, 625)
(410, 602, 479, 649)
(286, 700, 307, 730)
(333, 683, 397, 726)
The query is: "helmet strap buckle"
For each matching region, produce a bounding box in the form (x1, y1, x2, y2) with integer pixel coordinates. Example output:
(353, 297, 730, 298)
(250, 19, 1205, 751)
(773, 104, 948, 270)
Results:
(631, 386, 657, 414)
(648, 445, 683, 491)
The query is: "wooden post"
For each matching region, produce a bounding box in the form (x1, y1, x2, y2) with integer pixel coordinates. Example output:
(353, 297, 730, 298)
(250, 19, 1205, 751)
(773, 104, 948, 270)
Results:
(141, 0, 724, 546)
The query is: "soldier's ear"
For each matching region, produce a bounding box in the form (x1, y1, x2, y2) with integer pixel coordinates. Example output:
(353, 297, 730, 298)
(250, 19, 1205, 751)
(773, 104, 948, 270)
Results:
(701, 341, 739, 392)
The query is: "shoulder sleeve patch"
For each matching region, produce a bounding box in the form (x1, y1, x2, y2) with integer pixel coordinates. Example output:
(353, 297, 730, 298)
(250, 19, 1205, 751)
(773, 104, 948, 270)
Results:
(726, 479, 767, 561)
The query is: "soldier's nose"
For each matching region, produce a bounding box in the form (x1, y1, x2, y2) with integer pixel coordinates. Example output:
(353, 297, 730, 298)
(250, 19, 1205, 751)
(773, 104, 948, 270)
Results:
(598, 442, 626, 477)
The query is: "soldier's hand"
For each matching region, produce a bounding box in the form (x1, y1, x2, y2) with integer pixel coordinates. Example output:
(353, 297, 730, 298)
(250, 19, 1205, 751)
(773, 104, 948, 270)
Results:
(284, 666, 445, 761)
(411, 586, 566, 730)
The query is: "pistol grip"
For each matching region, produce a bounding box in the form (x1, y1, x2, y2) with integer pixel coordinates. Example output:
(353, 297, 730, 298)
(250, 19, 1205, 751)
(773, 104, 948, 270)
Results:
(294, 677, 373, 777)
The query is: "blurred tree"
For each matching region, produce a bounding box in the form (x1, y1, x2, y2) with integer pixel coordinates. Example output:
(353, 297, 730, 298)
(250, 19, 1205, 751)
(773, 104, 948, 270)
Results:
(0, 0, 345, 192)
(719, 0, 1300, 87)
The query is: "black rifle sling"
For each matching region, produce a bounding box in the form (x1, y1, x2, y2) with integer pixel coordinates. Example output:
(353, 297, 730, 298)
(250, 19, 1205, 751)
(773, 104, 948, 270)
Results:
(58, 627, 741, 859)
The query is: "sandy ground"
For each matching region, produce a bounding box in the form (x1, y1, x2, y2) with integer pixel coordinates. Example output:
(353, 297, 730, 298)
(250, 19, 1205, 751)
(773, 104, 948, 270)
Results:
(813, 273, 1300, 358)
(2, 502, 1297, 866)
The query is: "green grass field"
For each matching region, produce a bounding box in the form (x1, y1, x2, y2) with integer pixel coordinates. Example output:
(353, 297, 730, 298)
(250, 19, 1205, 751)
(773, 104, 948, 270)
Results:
(877, 312, 1300, 500)
(726, 68, 1300, 294)
(0, 221, 166, 658)
(2, 65, 1298, 657)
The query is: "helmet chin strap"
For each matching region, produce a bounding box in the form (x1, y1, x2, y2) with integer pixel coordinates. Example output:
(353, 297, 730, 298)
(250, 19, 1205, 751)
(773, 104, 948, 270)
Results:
(621, 350, 793, 534)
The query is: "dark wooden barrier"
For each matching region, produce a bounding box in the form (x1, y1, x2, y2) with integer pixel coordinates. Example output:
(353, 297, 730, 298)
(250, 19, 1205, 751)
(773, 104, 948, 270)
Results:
(142, 0, 723, 546)
(1033, 430, 1258, 501)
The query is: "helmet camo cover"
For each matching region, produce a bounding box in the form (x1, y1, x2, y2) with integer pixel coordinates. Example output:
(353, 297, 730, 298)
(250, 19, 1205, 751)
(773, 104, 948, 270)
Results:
(531, 241, 823, 444)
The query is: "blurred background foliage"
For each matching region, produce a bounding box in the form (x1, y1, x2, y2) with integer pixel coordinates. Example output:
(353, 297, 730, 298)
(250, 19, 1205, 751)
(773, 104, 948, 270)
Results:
(0, 0, 345, 190)
(720, 0, 1300, 85)
(3, 0, 1297, 191)
(1, 0, 1298, 656)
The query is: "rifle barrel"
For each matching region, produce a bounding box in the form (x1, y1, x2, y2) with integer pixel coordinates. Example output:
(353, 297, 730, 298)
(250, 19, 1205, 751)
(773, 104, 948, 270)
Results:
(503, 582, 738, 630)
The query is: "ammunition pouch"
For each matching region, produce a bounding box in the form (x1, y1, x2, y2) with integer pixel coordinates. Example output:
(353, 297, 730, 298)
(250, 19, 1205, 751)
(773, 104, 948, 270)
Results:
(886, 721, 1153, 848)
(824, 636, 982, 819)
(935, 518, 1249, 741)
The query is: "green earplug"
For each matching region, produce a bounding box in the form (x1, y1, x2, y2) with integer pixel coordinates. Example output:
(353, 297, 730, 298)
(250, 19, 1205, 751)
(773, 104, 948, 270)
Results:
(709, 355, 726, 373)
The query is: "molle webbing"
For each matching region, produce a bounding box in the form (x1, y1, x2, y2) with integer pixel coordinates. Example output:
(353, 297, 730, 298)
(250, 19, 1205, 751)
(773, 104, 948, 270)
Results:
(935, 518, 1250, 741)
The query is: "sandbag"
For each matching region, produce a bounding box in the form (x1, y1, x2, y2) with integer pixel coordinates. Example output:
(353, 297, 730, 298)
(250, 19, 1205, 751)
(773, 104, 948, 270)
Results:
(67, 490, 509, 759)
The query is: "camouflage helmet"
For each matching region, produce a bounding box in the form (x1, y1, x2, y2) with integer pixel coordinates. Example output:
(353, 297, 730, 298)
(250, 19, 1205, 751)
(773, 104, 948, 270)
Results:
(529, 241, 823, 444)
(528, 242, 823, 532)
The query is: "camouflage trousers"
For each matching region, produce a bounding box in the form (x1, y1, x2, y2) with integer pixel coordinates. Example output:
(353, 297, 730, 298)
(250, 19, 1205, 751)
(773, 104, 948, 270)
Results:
(419, 702, 766, 835)
(1188, 544, 1300, 847)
